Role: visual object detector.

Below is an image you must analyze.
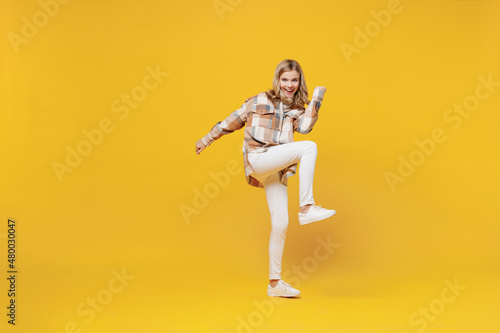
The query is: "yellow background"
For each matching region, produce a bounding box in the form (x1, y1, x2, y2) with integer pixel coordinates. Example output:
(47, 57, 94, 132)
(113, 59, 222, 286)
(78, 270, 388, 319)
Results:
(1, 0, 499, 332)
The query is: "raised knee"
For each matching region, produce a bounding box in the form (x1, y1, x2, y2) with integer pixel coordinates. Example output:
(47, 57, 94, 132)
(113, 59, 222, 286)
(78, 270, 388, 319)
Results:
(305, 140, 317, 153)
(304, 140, 316, 148)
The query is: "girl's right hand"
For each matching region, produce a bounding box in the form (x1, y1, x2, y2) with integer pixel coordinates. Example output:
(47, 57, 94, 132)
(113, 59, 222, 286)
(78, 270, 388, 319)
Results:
(315, 86, 327, 93)
(195, 139, 206, 155)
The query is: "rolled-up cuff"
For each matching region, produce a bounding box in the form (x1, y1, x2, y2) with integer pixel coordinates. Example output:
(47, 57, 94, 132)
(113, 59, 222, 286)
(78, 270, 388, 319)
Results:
(201, 134, 213, 147)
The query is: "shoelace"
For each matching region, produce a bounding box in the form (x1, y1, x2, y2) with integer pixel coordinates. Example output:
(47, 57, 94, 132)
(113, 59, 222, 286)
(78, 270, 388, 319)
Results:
(311, 205, 323, 212)
(280, 281, 292, 291)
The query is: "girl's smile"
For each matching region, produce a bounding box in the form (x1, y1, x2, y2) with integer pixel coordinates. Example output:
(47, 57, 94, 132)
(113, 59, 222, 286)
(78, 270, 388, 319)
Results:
(280, 70, 300, 100)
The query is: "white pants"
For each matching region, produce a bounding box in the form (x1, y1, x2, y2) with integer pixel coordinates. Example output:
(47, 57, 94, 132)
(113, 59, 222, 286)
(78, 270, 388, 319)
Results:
(247, 141, 318, 280)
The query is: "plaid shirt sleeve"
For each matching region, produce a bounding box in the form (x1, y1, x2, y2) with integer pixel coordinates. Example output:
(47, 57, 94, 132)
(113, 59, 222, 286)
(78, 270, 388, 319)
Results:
(294, 87, 325, 134)
(201, 99, 251, 147)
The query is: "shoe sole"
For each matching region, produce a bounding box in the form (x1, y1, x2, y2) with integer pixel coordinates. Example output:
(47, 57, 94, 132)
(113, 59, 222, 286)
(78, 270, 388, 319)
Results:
(267, 291, 301, 297)
(299, 210, 336, 225)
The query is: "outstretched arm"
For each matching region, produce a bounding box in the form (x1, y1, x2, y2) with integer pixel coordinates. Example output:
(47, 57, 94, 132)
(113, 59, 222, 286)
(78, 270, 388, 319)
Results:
(295, 86, 326, 134)
(195, 100, 250, 155)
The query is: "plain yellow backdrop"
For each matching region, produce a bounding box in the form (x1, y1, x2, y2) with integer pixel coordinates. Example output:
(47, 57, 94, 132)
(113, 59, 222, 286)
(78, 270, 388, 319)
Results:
(1, 0, 499, 332)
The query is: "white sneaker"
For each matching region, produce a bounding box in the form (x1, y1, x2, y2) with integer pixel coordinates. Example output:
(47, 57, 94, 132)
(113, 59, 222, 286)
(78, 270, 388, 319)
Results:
(267, 280, 301, 297)
(298, 205, 336, 225)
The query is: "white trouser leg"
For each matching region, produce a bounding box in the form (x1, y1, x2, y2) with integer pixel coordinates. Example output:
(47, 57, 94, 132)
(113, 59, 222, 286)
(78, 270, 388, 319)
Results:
(249, 141, 318, 207)
(261, 172, 288, 280)
(247, 141, 318, 280)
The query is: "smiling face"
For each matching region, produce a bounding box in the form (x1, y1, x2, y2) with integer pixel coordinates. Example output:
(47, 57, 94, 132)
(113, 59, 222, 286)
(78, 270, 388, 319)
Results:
(280, 70, 300, 102)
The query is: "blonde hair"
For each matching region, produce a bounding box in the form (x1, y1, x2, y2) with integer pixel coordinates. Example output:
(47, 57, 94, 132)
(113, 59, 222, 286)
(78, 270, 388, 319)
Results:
(266, 59, 310, 110)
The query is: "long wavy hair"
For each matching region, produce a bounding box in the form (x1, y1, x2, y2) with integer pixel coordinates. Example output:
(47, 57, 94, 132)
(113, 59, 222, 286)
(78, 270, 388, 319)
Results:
(265, 59, 310, 111)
